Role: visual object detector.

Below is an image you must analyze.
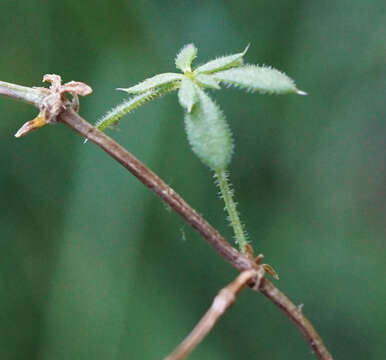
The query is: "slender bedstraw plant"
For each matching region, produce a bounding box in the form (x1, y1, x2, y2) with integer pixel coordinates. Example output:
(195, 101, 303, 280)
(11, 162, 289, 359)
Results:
(1, 44, 334, 360)
(96, 44, 305, 254)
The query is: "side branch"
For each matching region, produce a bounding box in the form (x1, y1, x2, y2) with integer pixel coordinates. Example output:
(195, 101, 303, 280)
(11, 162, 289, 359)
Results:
(59, 108, 252, 272)
(0, 81, 333, 360)
(59, 108, 333, 360)
(164, 269, 264, 360)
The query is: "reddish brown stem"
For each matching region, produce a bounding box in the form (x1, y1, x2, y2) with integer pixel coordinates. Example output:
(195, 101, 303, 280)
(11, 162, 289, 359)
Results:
(164, 269, 264, 360)
(60, 108, 251, 271)
(58, 108, 333, 360)
(0, 78, 333, 360)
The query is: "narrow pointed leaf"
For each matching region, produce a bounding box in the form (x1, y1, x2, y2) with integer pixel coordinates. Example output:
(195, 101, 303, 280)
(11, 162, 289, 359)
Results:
(195, 74, 220, 89)
(184, 88, 233, 171)
(212, 65, 298, 94)
(175, 43, 197, 73)
(194, 44, 249, 74)
(96, 83, 178, 132)
(178, 78, 197, 112)
(118, 73, 183, 94)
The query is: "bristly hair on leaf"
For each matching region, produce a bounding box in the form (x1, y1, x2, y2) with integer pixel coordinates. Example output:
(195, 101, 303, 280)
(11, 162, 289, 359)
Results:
(175, 43, 198, 73)
(178, 78, 197, 113)
(195, 74, 220, 89)
(193, 44, 249, 75)
(95, 91, 157, 132)
(96, 82, 179, 132)
(184, 86, 233, 171)
(117, 73, 184, 94)
(96, 42, 305, 156)
(92, 41, 306, 259)
(212, 65, 302, 95)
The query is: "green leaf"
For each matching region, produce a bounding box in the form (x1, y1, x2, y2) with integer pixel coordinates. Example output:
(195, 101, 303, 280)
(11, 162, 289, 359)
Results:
(96, 82, 178, 132)
(193, 44, 249, 74)
(212, 65, 300, 94)
(117, 73, 183, 94)
(175, 43, 197, 73)
(184, 87, 233, 171)
(178, 78, 197, 112)
(195, 74, 220, 89)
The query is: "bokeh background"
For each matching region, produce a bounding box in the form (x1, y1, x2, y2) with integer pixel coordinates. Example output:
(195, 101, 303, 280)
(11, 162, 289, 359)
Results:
(0, 1, 385, 359)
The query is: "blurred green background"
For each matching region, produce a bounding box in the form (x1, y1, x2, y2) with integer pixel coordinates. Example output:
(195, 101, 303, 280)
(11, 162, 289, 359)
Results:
(1, 1, 385, 359)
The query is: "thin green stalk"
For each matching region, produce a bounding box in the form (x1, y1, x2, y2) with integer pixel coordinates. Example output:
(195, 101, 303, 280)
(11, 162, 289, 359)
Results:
(215, 169, 248, 253)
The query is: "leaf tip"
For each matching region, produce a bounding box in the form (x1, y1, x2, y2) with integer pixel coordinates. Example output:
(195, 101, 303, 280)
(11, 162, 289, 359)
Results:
(243, 43, 251, 55)
(175, 43, 198, 72)
(296, 89, 308, 96)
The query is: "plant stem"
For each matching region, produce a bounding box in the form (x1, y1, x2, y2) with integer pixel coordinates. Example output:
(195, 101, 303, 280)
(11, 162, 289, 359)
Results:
(164, 269, 263, 360)
(61, 108, 333, 360)
(0, 81, 334, 360)
(60, 108, 250, 270)
(0, 80, 47, 107)
(215, 169, 248, 253)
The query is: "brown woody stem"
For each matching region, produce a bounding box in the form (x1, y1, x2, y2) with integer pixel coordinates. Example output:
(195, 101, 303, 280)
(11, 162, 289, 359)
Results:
(164, 269, 264, 360)
(59, 108, 333, 360)
(0, 81, 333, 360)
(60, 108, 252, 271)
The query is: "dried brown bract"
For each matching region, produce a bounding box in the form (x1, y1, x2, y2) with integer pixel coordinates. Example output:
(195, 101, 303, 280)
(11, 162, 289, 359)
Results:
(15, 74, 92, 138)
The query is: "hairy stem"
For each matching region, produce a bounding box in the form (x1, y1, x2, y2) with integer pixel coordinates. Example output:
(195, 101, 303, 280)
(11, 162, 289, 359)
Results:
(0, 81, 334, 360)
(60, 108, 332, 360)
(60, 108, 250, 271)
(215, 169, 248, 253)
